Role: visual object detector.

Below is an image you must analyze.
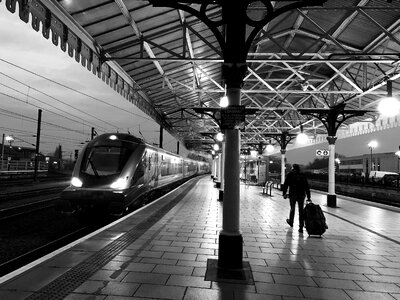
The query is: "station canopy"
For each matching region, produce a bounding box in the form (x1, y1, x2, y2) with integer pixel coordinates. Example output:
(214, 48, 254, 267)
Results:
(3, 0, 400, 153)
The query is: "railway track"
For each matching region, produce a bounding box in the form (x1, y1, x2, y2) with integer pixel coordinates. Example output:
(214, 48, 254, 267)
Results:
(0, 197, 58, 220)
(0, 224, 93, 277)
(0, 180, 182, 277)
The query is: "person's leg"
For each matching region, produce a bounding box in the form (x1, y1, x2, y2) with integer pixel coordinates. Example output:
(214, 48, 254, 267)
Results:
(287, 196, 296, 226)
(298, 196, 305, 231)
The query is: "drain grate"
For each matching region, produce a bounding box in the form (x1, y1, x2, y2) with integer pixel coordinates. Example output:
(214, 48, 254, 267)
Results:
(25, 180, 197, 300)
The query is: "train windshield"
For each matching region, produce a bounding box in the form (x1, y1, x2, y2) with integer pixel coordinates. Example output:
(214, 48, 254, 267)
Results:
(81, 146, 133, 176)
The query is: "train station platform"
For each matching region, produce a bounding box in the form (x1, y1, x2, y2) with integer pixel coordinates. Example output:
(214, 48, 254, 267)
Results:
(0, 176, 400, 299)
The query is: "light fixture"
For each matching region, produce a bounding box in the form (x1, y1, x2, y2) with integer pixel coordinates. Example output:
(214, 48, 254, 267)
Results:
(213, 144, 220, 151)
(297, 125, 308, 144)
(220, 95, 229, 108)
(220, 85, 229, 107)
(266, 144, 274, 153)
(71, 177, 83, 187)
(215, 132, 224, 141)
(5, 135, 14, 142)
(368, 140, 378, 149)
(110, 177, 129, 189)
(377, 80, 400, 117)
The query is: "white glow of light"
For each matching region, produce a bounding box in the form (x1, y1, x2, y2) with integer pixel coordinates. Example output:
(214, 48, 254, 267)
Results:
(368, 140, 378, 149)
(377, 97, 400, 117)
(109, 135, 117, 140)
(297, 133, 308, 144)
(216, 132, 224, 141)
(250, 150, 257, 157)
(213, 144, 220, 151)
(71, 177, 83, 187)
(211, 150, 215, 155)
(5, 135, 14, 142)
(266, 144, 274, 153)
(110, 177, 129, 189)
(220, 95, 229, 108)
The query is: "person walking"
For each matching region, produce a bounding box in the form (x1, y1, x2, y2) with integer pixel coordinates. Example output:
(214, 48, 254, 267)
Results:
(282, 164, 311, 233)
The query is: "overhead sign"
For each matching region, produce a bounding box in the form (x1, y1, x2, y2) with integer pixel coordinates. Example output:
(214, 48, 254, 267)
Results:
(316, 149, 330, 157)
(220, 105, 246, 130)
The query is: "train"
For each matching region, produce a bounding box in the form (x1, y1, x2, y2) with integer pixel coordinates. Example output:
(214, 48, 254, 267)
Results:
(57, 133, 210, 216)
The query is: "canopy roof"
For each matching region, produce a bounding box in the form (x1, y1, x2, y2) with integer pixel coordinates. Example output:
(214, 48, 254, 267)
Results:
(4, 0, 400, 152)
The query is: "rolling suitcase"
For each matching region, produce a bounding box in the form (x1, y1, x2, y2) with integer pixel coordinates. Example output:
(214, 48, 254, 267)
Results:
(303, 200, 328, 236)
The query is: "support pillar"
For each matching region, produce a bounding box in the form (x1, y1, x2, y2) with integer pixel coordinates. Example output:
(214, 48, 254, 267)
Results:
(327, 136, 337, 207)
(216, 153, 222, 188)
(280, 149, 286, 188)
(1, 133, 4, 170)
(219, 141, 225, 201)
(159, 126, 163, 149)
(219, 87, 242, 269)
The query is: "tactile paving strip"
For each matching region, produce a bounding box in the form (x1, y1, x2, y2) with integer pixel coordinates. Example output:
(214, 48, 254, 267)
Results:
(25, 179, 198, 300)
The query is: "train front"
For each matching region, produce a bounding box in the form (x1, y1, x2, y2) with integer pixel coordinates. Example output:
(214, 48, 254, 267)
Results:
(58, 133, 146, 216)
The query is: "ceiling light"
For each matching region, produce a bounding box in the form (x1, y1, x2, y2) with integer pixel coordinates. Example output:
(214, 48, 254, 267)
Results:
(220, 95, 229, 108)
(215, 132, 224, 141)
(378, 80, 400, 117)
(297, 133, 308, 144)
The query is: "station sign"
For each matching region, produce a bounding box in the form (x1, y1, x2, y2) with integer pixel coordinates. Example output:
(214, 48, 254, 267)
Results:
(316, 149, 330, 157)
(220, 105, 246, 130)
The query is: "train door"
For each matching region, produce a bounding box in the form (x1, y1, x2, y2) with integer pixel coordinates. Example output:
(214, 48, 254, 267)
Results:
(153, 150, 159, 186)
(146, 149, 157, 187)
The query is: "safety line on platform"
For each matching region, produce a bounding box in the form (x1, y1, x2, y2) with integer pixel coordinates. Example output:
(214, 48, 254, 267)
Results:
(322, 210, 400, 246)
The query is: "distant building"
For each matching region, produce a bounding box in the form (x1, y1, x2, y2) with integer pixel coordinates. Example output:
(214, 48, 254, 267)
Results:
(339, 152, 400, 175)
(0, 144, 36, 161)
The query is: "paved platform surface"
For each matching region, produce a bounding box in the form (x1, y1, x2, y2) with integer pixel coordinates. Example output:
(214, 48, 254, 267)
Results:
(0, 176, 399, 299)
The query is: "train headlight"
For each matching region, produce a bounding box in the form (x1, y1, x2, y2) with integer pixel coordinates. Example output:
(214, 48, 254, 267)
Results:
(71, 177, 83, 187)
(110, 177, 129, 189)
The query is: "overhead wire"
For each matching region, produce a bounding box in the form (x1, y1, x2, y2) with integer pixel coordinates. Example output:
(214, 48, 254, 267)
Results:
(0, 92, 92, 135)
(0, 75, 114, 131)
(0, 58, 154, 122)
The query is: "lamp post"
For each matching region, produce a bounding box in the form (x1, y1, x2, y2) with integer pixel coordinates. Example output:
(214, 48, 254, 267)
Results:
(368, 140, 378, 173)
(4, 135, 14, 171)
(335, 158, 341, 172)
(395, 146, 400, 174)
(1, 133, 5, 170)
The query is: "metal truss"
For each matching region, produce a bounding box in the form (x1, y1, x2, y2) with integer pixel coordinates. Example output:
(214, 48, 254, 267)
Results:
(4, 0, 400, 152)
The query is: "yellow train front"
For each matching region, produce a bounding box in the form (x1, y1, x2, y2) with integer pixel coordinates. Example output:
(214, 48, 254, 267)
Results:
(58, 133, 209, 217)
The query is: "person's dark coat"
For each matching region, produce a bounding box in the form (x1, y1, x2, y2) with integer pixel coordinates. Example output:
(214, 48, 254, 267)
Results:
(282, 169, 311, 200)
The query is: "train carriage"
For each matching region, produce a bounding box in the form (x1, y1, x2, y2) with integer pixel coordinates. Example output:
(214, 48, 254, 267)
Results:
(58, 133, 209, 217)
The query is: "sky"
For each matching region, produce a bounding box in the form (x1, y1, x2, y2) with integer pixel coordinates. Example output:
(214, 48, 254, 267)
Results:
(0, 5, 181, 159)
(0, 4, 399, 165)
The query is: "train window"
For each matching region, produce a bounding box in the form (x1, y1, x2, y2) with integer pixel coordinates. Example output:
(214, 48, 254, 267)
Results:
(82, 146, 133, 176)
(132, 160, 145, 185)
